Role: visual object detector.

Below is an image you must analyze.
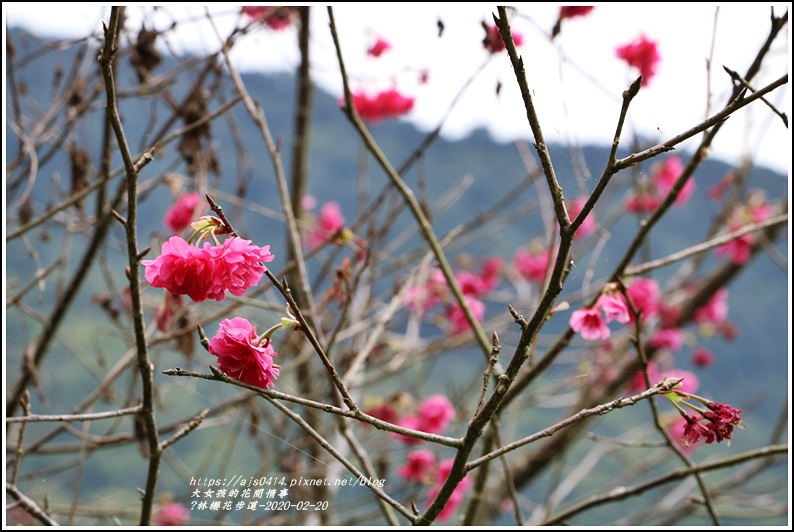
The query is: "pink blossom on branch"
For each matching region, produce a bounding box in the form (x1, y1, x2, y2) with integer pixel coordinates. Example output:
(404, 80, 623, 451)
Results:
(482, 24, 524, 54)
(427, 458, 473, 522)
(513, 246, 554, 284)
(153, 502, 190, 526)
(694, 288, 728, 326)
(143, 236, 274, 303)
(570, 307, 610, 341)
(417, 394, 455, 434)
(397, 449, 436, 482)
(560, 6, 595, 19)
(567, 196, 597, 239)
(242, 6, 298, 30)
(164, 192, 205, 234)
(651, 156, 694, 206)
(623, 277, 661, 320)
(307, 201, 346, 249)
(445, 296, 485, 334)
(616, 34, 660, 86)
(367, 36, 392, 58)
(597, 293, 630, 324)
(348, 89, 415, 123)
(692, 347, 715, 367)
(209, 317, 280, 389)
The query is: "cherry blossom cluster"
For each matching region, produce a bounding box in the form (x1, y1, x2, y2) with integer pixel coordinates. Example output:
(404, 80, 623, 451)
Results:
(663, 386, 744, 449)
(482, 23, 524, 54)
(616, 34, 661, 86)
(626, 156, 695, 214)
(397, 450, 472, 522)
(404, 257, 502, 334)
(241, 6, 299, 30)
(145, 207, 296, 390)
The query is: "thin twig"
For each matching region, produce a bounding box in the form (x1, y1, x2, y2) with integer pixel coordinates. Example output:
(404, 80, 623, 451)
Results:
(723, 66, 788, 127)
(625, 213, 788, 276)
(541, 444, 787, 525)
(6, 483, 60, 526)
(163, 366, 461, 448)
(6, 405, 143, 424)
(466, 380, 681, 472)
(98, 8, 161, 524)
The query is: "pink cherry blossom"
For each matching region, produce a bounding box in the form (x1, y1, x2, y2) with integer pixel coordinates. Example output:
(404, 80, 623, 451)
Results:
(652, 156, 694, 206)
(624, 277, 661, 320)
(367, 37, 392, 58)
(616, 34, 660, 86)
(417, 394, 455, 434)
(153, 502, 190, 526)
(649, 328, 685, 352)
(457, 257, 502, 297)
(625, 191, 661, 214)
(397, 449, 436, 482)
(209, 317, 280, 389)
(597, 293, 630, 324)
(482, 24, 524, 54)
(513, 246, 553, 284)
(427, 458, 472, 522)
(560, 6, 595, 19)
(692, 347, 715, 367)
(348, 89, 415, 123)
(678, 414, 713, 448)
(164, 192, 204, 234)
(570, 307, 610, 341)
(715, 199, 774, 264)
(694, 289, 728, 326)
(405, 267, 448, 311)
(567, 196, 596, 239)
(242, 6, 298, 30)
(307, 201, 346, 248)
(208, 237, 274, 299)
(445, 297, 485, 334)
(143, 236, 274, 303)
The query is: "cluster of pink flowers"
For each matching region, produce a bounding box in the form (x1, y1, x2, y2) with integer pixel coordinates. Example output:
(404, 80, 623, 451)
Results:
(405, 257, 502, 334)
(209, 317, 280, 389)
(367, 36, 392, 58)
(349, 89, 415, 123)
(164, 192, 205, 233)
(513, 245, 555, 284)
(482, 24, 524, 54)
(616, 34, 660, 86)
(143, 236, 274, 303)
(391, 394, 456, 444)
(714, 195, 775, 264)
(426, 458, 473, 522)
(678, 401, 743, 448)
(306, 201, 346, 249)
(153, 502, 190, 526)
(626, 156, 694, 214)
(559, 6, 595, 19)
(396, 451, 472, 523)
(569, 292, 629, 341)
(242, 6, 298, 30)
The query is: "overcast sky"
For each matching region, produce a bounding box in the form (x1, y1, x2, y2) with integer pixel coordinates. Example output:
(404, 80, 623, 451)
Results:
(3, 4, 791, 174)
